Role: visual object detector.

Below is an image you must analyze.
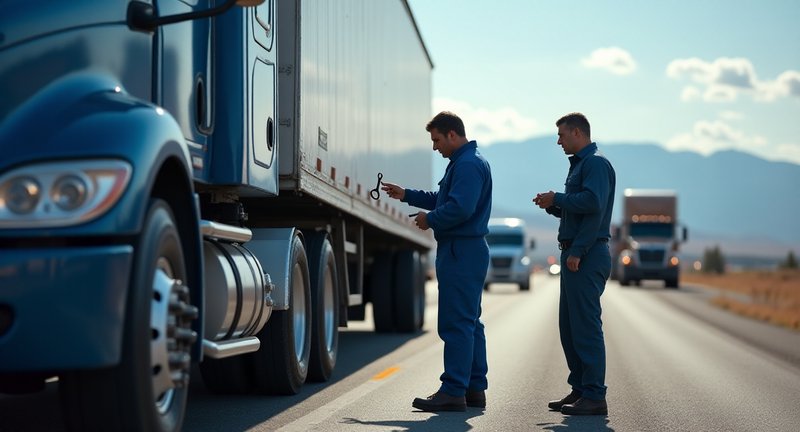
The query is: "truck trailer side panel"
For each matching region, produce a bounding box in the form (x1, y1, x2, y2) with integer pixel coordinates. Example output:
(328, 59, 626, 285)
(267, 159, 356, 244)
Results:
(277, 0, 434, 249)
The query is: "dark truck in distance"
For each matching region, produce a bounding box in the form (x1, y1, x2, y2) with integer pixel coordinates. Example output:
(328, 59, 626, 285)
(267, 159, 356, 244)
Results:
(611, 189, 688, 288)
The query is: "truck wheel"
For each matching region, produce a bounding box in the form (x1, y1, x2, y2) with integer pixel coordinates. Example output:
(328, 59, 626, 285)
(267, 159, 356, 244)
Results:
(60, 199, 195, 432)
(519, 279, 531, 291)
(371, 252, 395, 333)
(665, 279, 679, 289)
(305, 232, 339, 382)
(393, 250, 424, 332)
(198, 355, 252, 394)
(251, 234, 311, 395)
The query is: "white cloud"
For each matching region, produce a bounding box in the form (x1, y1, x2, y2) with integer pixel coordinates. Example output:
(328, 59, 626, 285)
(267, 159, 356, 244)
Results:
(432, 98, 540, 145)
(703, 84, 737, 102)
(581, 47, 637, 76)
(718, 110, 744, 121)
(777, 71, 800, 97)
(667, 57, 800, 102)
(774, 142, 800, 164)
(680, 86, 702, 102)
(665, 120, 769, 158)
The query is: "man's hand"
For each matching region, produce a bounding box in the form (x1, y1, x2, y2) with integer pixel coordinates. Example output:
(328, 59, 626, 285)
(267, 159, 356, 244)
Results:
(381, 181, 405, 200)
(413, 211, 430, 230)
(566, 255, 581, 272)
(533, 191, 555, 209)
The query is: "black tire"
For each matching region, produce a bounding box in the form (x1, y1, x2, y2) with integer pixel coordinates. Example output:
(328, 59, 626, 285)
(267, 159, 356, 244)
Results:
(198, 355, 252, 394)
(251, 233, 311, 395)
(371, 252, 395, 333)
(519, 279, 531, 291)
(483, 283, 490, 292)
(394, 250, 425, 332)
(305, 232, 339, 382)
(60, 199, 195, 432)
(665, 279, 679, 289)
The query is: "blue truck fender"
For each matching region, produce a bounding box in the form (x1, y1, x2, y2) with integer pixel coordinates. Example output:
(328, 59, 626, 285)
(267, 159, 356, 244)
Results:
(0, 71, 205, 361)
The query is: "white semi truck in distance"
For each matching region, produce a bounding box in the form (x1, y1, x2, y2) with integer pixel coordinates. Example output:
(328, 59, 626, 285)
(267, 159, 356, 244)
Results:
(484, 218, 535, 291)
(612, 189, 688, 288)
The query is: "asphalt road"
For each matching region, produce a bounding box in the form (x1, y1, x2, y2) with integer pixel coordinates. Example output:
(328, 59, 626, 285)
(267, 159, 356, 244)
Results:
(2, 274, 800, 431)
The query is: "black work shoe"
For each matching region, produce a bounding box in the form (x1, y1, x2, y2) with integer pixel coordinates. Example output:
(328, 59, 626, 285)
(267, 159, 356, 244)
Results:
(466, 390, 486, 408)
(561, 397, 608, 416)
(547, 390, 581, 411)
(412, 392, 466, 412)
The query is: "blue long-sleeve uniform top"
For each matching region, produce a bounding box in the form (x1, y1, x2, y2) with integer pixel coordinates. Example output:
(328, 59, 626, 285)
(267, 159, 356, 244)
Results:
(546, 142, 616, 257)
(402, 140, 492, 241)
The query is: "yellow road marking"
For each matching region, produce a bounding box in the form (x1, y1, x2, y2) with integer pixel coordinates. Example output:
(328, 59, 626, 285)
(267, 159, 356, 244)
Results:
(371, 366, 400, 381)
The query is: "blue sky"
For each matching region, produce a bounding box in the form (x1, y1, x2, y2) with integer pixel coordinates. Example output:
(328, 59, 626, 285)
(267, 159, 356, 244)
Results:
(406, 0, 800, 164)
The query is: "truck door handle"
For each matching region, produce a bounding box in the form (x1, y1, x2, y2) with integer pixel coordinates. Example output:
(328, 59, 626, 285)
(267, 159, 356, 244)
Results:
(267, 117, 274, 151)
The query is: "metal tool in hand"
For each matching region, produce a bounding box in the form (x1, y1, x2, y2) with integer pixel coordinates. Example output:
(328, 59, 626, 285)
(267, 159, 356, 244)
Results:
(369, 172, 383, 200)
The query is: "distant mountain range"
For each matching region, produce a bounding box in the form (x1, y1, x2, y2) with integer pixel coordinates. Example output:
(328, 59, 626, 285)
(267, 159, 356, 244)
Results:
(432, 136, 800, 262)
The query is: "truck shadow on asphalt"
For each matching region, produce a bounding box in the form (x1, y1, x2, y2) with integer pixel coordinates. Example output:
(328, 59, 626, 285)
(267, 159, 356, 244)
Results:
(0, 330, 428, 432)
(182, 328, 429, 431)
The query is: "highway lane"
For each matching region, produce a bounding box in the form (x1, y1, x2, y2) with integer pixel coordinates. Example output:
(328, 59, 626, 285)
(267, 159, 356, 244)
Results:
(185, 274, 800, 431)
(2, 274, 800, 431)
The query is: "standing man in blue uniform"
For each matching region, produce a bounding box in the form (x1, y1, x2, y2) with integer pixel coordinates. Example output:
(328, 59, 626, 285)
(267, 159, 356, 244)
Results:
(533, 112, 615, 416)
(382, 111, 493, 412)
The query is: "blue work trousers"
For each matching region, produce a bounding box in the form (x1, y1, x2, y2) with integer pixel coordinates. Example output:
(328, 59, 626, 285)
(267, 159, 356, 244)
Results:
(559, 241, 611, 400)
(435, 237, 490, 397)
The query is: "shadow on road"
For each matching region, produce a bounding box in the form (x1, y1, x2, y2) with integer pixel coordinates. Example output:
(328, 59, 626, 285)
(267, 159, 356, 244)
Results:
(341, 409, 484, 431)
(537, 416, 614, 431)
(182, 328, 429, 431)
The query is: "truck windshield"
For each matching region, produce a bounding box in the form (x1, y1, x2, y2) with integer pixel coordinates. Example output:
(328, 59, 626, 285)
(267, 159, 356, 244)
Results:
(630, 223, 674, 238)
(486, 233, 523, 246)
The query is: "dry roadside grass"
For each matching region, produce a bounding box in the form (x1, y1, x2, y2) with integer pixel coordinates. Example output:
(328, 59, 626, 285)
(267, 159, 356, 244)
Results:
(681, 270, 800, 331)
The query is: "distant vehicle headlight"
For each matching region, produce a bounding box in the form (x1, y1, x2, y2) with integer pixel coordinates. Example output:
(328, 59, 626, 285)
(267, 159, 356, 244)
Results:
(520, 256, 531, 266)
(621, 255, 632, 266)
(548, 264, 561, 275)
(0, 160, 131, 228)
(4, 176, 41, 214)
(669, 256, 680, 267)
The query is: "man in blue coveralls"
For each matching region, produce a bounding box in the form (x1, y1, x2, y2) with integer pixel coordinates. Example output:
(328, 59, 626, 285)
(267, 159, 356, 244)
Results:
(533, 112, 615, 416)
(381, 111, 492, 412)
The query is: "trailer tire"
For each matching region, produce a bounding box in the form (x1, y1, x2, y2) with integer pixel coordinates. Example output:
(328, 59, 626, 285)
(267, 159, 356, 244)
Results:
(198, 355, 253, 394)
(371, 252, 395, 333)
(305, 232, 339, 382)
(393, 250, 424, 332)
(251, 234, 311, 395)
(60, 199, 194, 432)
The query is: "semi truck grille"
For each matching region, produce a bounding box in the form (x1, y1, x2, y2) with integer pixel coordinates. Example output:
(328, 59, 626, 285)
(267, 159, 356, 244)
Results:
(638, 250, 665, 264)
(491, 257, 513, 268)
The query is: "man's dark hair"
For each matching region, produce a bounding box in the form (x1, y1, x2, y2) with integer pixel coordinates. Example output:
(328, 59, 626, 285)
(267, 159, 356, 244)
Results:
(556, 112, 591, 139)
(426, 111, 466, 137)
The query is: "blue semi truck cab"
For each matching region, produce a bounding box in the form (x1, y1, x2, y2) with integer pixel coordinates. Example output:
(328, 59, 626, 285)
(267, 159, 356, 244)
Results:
(0, 1, 434, 430)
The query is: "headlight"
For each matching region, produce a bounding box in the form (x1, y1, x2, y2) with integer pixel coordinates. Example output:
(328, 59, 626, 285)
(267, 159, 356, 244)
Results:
(621, 255, 632, 266)
(5, 176, 41, 214)
(52, 175, 89, 211)
(669, 256, 680, 267)
(520, 256, 531, 266)
(0, 160, 132, 228)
